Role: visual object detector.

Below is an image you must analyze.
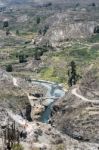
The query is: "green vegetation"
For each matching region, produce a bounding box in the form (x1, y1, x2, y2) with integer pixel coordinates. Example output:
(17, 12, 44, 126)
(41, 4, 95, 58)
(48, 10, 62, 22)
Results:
(36, 17, 41, 24)
(56, 144, 65, 150)
(43, 25, 49, 35)
(34, 47, 48, 60)
(0, 34, 98, 87)
(3, 20, 9, 28)
(19, 54, 27, 63)
(38, 39, 99, 85)
(68, 61, 78, 86)
(92, 2, 96, 7)
(88, 34, 99, 43)
(0, 3, 98, 88)
(40, 66, 66, 83)
(16, 30, 20, 35)
(12, 144, 24, 150)
(6, 64, 13, 72)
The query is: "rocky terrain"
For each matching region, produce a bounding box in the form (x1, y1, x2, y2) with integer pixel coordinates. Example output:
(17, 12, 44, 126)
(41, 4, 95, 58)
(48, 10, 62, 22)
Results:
(36, 11, 98, 47)
(0, 68, 46, 124)
(51, 66, 99, 144)
(0, 68, 99, 150)
(0, 0, 99, 150)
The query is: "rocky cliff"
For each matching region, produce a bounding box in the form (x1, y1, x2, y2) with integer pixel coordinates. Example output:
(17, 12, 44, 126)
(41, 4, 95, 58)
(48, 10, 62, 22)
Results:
(35, 10, 99, 47)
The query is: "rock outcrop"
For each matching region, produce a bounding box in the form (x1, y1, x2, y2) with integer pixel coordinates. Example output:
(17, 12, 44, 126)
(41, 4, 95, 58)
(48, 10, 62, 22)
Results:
(35, 11, 99, 47)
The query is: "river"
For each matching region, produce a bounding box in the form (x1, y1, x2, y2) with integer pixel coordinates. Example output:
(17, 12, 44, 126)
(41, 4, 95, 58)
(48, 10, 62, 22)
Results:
(32, 80, 65, 123)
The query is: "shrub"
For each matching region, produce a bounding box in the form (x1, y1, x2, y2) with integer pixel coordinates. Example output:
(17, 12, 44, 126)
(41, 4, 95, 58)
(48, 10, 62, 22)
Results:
(16, 30, 19, 35)
(43, 25, 49, 35)
(6, 64, 13, 72)
(34, 47, 48, 60)
(19, 54, 27, 63)
(92, 2, 96, 7)
(34, 50, 41, 60)
(44, 2, 52, 7)
(56, 144, 64, 150)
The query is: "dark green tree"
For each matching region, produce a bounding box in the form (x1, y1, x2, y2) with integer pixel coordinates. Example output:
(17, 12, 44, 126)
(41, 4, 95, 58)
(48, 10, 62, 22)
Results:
(3, 20, 9, 28)
(92, 2, 96, 7)
(36, 17, 41, 24)
(68, 61, 77, 87)
(19, 54, 27, 63)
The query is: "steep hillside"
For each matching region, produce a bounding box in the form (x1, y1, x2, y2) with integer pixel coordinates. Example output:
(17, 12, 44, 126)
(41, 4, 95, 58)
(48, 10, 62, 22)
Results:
(0, 0, 98, 86)
(80, 67, 99, 99)
(51, 66, 99, 143)
(35, 10, 99, 47)
(0, 68, 46, 124)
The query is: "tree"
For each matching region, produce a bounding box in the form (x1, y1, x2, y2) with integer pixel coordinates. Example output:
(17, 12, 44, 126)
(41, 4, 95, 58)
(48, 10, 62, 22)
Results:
(92, 2, 96, 7)
(34, 47, 48, 60)
(19, 54, 27, 63)
(44, 2, 52, 7)
(34, 50, 41, 60)
(68, 61, 77, 87)
(16, 30, 19, 35)
(6, 64, 13, 72)
(94, 26, 99, 33)
(3, 20, 9, 28)
(36, 17, 41, 24)
(76, 3, 80, 7)
(43, 25, 49, 35)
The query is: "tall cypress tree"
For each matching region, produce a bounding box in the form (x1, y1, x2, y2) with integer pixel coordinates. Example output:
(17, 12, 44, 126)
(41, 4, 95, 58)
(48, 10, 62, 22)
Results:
(68, 61, 77, 86)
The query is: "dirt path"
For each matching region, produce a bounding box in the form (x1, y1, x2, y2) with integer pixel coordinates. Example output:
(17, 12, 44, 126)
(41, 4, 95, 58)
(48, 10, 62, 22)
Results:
(72, 87, 99, 104)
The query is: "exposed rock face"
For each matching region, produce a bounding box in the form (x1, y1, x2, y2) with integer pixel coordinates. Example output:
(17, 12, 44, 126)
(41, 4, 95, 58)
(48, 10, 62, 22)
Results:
(49, 21, 95, 40)
(31, 104, 45, 120)
(36, 11, 98, 47)
(17, 14, 28, 23)
(0, 68, 47, 122)
(1, 69, 99, 149)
